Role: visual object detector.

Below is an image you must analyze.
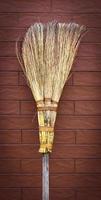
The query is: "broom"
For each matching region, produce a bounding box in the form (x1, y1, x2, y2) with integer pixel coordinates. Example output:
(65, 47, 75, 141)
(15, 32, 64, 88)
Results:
(16, 21, 86, 200)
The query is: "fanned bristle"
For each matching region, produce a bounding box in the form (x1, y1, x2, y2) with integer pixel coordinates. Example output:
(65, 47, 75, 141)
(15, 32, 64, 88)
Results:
(17, 21, 86, 153)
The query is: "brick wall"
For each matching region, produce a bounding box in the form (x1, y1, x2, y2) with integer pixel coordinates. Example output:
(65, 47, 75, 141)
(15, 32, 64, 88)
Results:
(0, 0, 101, 200)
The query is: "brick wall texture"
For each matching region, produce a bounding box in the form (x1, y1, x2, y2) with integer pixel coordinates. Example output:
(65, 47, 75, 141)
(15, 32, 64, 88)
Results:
(0, 0, 101, 200)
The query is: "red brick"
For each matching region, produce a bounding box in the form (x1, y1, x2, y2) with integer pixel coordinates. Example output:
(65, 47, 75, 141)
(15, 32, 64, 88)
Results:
(0, 101, 19, 114)
(0, 42, 16, 56)
(76, 130, 101, 144)
(0, 13, 45, 27)
(0, 116, 38, 129)
(0, 28, 25, 41)
(73, 14, 101, 28)
(0, 130, 21, 144)
(75, 101, 101, 115)
(18, 72, 28, 85)
(78, 43, 101, 57)
(76, 159, 101, 173)
(50, 188, 75, 200)
(52, 0, 101, 13)
(58, 100, 74, 114)
(54, 130, 75, 143)
(22, 130, 38, 144)
(50, 159, 74, 173)
(77, 189, 101, 200)
(0, 86, 33, 100)
(20, 100, 74, 115)
(0, 0, 51, 12)
(62, 86, 101, 100)
(0, 13, 101, 28)
(56, 116, 101, 129)
(0, 72, 18, 85)
(0, 175, 41, 187)
(0, 133, 21, 144)
(22, 188, 41, 200)
(20, 101, 36, 114)
(22, 130, 75, 144)
(83, 28, 101, 43)
(0, 188, 21, 200)
(21, 159, 41, 173)
(51, 145, 101, 159)
(22, 188, 75, 200)
(51, 130, 73, 145)
(0, 159, 21, 173)
(0, 145, 40, 159)
(0, 57, 20, 71)
(73, 72, 101, 86)
(50, 174, 101, 187)
(73, 57, 101, 72)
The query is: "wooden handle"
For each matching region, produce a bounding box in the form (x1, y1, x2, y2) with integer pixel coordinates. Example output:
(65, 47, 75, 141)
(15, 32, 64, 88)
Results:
(42, 153, 49, 200)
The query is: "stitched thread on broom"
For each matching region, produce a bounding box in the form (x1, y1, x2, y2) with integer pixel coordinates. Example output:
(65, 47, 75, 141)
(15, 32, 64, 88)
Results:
(39, 126, 54, 132)
(37, 107, 57, 111)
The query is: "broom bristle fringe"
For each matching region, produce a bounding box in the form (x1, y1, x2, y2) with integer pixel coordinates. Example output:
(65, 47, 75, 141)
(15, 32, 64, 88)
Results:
(17, 21, 86, 153)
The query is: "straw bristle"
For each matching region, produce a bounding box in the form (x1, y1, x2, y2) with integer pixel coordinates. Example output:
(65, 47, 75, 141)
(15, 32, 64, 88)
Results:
(18, 21, 86, 153)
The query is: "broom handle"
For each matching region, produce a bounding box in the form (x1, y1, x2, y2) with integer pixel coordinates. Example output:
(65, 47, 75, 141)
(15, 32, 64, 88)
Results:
(42, 153, 49, 200)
